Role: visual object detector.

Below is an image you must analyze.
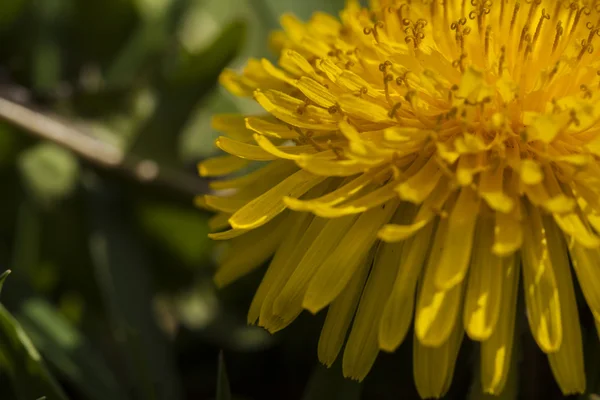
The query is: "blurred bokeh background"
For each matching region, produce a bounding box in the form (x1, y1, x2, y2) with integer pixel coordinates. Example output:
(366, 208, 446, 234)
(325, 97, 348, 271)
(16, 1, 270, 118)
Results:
(0, 0, 599, 399)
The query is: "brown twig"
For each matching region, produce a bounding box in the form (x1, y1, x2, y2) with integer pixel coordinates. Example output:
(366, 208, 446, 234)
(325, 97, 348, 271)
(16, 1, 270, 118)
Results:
(0, 96, 208, 198)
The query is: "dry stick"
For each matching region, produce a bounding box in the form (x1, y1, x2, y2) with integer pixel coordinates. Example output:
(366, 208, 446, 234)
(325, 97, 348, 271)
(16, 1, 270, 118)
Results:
(0, 96, 208, 197)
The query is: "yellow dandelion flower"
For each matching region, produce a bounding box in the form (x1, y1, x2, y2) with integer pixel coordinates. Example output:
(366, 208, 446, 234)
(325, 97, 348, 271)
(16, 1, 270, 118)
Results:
(198, 0, 600, 397)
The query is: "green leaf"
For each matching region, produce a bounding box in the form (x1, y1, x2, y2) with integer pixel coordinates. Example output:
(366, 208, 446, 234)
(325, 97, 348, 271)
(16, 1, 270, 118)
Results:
(0, 123, 21, 166)
(129, 19, 246, 165)
(18, 143, 80, 206)
(179, 89, 240, 161)
(0, 304, 69, 400)
(17, 298, 128, 400)
(261, 0, 347, 22)
(167, 20, 246, 87)
(105, 0, 187, 87)
(136, 201, 211, 267)
(302, 363, 361, 400)
(86, 176, 184, 400)
(216, 351, 232, 400)
(0, 270, 10, 297)
(0, 0, 27, 27)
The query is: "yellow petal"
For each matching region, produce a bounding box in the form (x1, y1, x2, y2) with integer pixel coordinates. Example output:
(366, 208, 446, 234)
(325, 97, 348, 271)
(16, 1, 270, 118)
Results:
(210, 160, 290, 191)
(258, 212, 316, 332)
(338, 70, 383, 102)
(261, 58, 296, 85)
(216, 136, 277, 161)
(279, 49, 318, 79)
(208, 212, 230, 232)
(479, 165, 514, 213)
(214, 217, 286, 287)
(294, 181, 398, 218)
(492, 211, 523, 256)
(296, 156, 375, 176)
(252, 134, 321, 160)
(463, 219, 503, 341)
(245, 116, 299, 139)
(396, 156, 442, 204)
(198, 155, 250, 177)
(279, 13, 307, 44)
(544, 217, 585, 395)
(337, 94, 392, 123)
(296, 77, 337, 108)
(342, 241, 402, 380)
(525, 113, 562, 143)
(455, 66, 489, 103)
(480, 254, 520, 395)
(434, 187, 480, 290)
(316, 58, 343, 82)
(303, 199, 399, 314)
(379, 178, 452, 242)
(520, 159, 543, 185)
(204, 194, 247, 213)
(208, 227, 250, 240)
(554, 211, 600, 248)
(415, 217, 465, 347)
(247, 212, 301, 323)
(206, 162, 299, 213)
(219, 69, 254, 97)
(285, 171, 380, 211)
(254, 90, 337, 130)
(569, 244, 600, 328)
(229, 169, 327, 230)
(272, 215, 356, 326)
(413, 310, 464, 399)
(520, 203, 562, 353)
(379, 222, 435, 352)
(211, 114, 253, 140)
(318, 253, 371, 367)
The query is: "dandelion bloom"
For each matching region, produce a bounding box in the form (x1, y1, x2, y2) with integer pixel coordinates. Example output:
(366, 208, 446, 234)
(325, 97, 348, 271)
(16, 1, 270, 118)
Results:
(198, 0, 600, 397)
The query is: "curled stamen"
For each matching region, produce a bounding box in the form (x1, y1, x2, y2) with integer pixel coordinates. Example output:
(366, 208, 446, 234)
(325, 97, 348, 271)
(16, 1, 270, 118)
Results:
(469, 0, 492, 34)
(452, 53, 468, 72)
(498, 46, 506, 75)
(485, 25, 492, 56)
(378, 60, 393, 72)
(569, 6, 591, 36)
(327, 140, 345, 159)
(548, 61, 560, 83)
(577, 39, 594, 61)
(580, 84, 593, 99)
(570, 109, 581, 127)
(364, 21, 385, 42)
(383, 73, 395, 105)
(518, 25, 530, 52)
(532, 8, 550, 47)
(388, 102, 403, 118)
(553, 21, 564, 53)
(525, 0, 542, 26)
(353, 86, 369, 97)
(397, 3, 410, 22)
(509, 1, 521, 36)
(395, 71, 411, 88)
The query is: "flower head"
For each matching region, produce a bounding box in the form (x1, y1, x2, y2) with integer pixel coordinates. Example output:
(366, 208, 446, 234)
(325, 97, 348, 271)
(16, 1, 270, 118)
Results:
(199, 0, 600, 397)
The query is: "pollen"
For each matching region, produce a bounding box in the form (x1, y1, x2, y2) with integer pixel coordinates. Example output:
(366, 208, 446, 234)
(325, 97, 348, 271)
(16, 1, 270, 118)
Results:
(199, 1, 600, 398)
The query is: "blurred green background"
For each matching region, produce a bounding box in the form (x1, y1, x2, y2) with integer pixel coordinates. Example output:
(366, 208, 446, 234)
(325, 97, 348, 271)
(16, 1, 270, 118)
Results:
(0, 0, 598, 399)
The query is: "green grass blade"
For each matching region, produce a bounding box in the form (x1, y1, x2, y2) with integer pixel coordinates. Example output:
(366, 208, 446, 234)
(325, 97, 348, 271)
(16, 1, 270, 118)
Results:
(86, 177, 184, 400)
(0, 304, 69, 400)
(17, 298, 129, 400)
